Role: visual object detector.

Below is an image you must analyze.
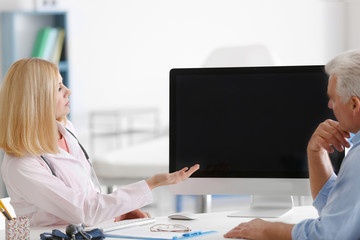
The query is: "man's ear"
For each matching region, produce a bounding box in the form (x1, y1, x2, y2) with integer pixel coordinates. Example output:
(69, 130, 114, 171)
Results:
(350, 96, 360, 114)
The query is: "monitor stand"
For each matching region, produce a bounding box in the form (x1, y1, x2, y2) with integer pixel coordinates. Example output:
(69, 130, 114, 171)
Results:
(227, 195, 294, 218)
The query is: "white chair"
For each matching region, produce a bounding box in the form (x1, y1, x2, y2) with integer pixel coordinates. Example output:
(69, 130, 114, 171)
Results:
(202, 44, 280, 67)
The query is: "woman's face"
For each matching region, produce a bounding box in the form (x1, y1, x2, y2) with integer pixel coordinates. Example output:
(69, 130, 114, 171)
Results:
(55, 73, 71, 119)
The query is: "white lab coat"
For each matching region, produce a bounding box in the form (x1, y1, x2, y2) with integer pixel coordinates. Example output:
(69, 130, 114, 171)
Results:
(1, 121, 153, 227)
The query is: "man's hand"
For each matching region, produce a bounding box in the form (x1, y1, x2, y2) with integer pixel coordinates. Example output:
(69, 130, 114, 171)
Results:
(114, 209, 150, 222)
(224, 219, 268, 239)
(224, 219, 293, 240)
(146, 164, 200, 190)
(307, 119, 350, 198)
(308, 119, 350, 154)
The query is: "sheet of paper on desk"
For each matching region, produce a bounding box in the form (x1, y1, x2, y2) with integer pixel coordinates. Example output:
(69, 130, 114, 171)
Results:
(104, 226, 216, 239)
(104, 225, 184, 239)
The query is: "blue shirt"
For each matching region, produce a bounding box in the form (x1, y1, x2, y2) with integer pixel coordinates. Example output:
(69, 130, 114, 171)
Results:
(292, 131, 360, 239)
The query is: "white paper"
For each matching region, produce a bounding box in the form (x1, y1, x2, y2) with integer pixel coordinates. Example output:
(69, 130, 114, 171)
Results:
(104, 225, 191, 239)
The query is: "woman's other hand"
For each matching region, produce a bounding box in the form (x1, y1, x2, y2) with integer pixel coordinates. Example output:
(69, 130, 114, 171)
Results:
(146, 164, 200, 190)
(114, 209, 151, 222)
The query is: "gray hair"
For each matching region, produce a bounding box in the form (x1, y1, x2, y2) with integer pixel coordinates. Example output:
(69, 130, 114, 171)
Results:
(325, 49, 360, 103)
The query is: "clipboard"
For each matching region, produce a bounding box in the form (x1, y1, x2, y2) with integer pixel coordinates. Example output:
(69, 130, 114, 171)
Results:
(104, 230, 218, 239)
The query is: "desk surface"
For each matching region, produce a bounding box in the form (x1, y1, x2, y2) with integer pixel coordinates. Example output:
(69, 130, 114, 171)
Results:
(0, 206, 318, 240)
(93, 136, 169, 180)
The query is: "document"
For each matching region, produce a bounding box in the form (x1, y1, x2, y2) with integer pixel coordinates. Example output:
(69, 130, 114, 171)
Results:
(104, 225, 217, 239)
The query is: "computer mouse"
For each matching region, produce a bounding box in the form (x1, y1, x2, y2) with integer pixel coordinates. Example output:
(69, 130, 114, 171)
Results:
(168, 212, 198, 220)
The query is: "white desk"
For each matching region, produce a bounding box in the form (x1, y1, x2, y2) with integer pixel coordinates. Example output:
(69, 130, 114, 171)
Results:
(2, 206, 318, 240)
(93, 137, 169, 184)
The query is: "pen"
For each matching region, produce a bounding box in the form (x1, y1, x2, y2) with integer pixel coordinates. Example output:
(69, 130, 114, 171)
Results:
(172, 230, 218, 239)
(0, 200, 13, 220)
(1, 207, 12, 220)
(182, 230, 217, 237)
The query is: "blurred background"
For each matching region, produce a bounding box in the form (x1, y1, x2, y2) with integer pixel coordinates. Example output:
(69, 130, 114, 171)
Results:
(0, 0, 359, 216)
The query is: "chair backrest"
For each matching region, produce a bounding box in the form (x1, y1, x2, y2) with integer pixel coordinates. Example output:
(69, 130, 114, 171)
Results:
(0, 197, 15, 230)
(202, 44, 280, 67)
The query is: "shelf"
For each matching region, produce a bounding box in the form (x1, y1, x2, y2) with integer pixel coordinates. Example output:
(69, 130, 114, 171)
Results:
(58, 60, 68, 71)
(1, 11, 69, 86)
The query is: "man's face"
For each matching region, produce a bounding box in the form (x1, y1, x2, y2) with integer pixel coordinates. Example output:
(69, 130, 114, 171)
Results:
(327, 75, 353, 132)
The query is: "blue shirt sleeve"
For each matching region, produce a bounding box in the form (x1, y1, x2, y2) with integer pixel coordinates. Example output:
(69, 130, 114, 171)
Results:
(312, 172, 336, 215)
(291, 173, 336, 240)
(292, 149, 360, 240)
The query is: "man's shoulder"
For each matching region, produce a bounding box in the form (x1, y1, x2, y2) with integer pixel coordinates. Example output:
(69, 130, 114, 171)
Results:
(336, 147, 360, 181)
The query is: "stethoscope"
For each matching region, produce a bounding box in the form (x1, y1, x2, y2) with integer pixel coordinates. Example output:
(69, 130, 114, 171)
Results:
(40, 128, 102, 194)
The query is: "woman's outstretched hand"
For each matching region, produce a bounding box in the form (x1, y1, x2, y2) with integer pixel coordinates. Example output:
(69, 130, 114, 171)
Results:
(146, 164, 200, 190)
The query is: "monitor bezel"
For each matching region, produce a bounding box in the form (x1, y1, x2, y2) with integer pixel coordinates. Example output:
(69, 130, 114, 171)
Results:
(169, 65, 344, 179)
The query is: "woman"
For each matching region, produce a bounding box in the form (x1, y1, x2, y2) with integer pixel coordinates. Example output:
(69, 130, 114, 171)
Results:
(0, 58, 199, 227)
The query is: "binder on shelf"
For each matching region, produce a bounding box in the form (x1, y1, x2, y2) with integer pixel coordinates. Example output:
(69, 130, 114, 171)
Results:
(52, 28, 65, 64)
(31, 27, 52, 58)
(42, 27, 58, 61)
(31, 27, 65, 63)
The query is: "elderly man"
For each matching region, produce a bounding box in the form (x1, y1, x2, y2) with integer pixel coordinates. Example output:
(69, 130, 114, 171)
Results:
(225, 50, 360, 239)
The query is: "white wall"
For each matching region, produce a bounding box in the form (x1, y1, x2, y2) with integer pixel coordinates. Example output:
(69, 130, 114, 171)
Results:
(347, 0, 360, 50)
(62, 0, 348, 146)
(0, 1, 349, 134)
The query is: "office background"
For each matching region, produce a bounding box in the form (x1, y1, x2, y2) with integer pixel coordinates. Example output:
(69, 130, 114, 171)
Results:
(0, 0, 360, 213)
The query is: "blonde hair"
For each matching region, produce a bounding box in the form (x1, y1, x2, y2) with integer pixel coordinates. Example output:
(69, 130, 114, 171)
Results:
(0, 58, 62, 157)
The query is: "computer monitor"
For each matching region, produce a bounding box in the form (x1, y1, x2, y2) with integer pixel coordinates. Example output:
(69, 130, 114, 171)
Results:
(169, 66, 344, 217)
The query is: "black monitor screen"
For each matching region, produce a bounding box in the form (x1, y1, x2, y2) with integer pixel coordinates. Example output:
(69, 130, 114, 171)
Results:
(170, 66, 344, 178)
